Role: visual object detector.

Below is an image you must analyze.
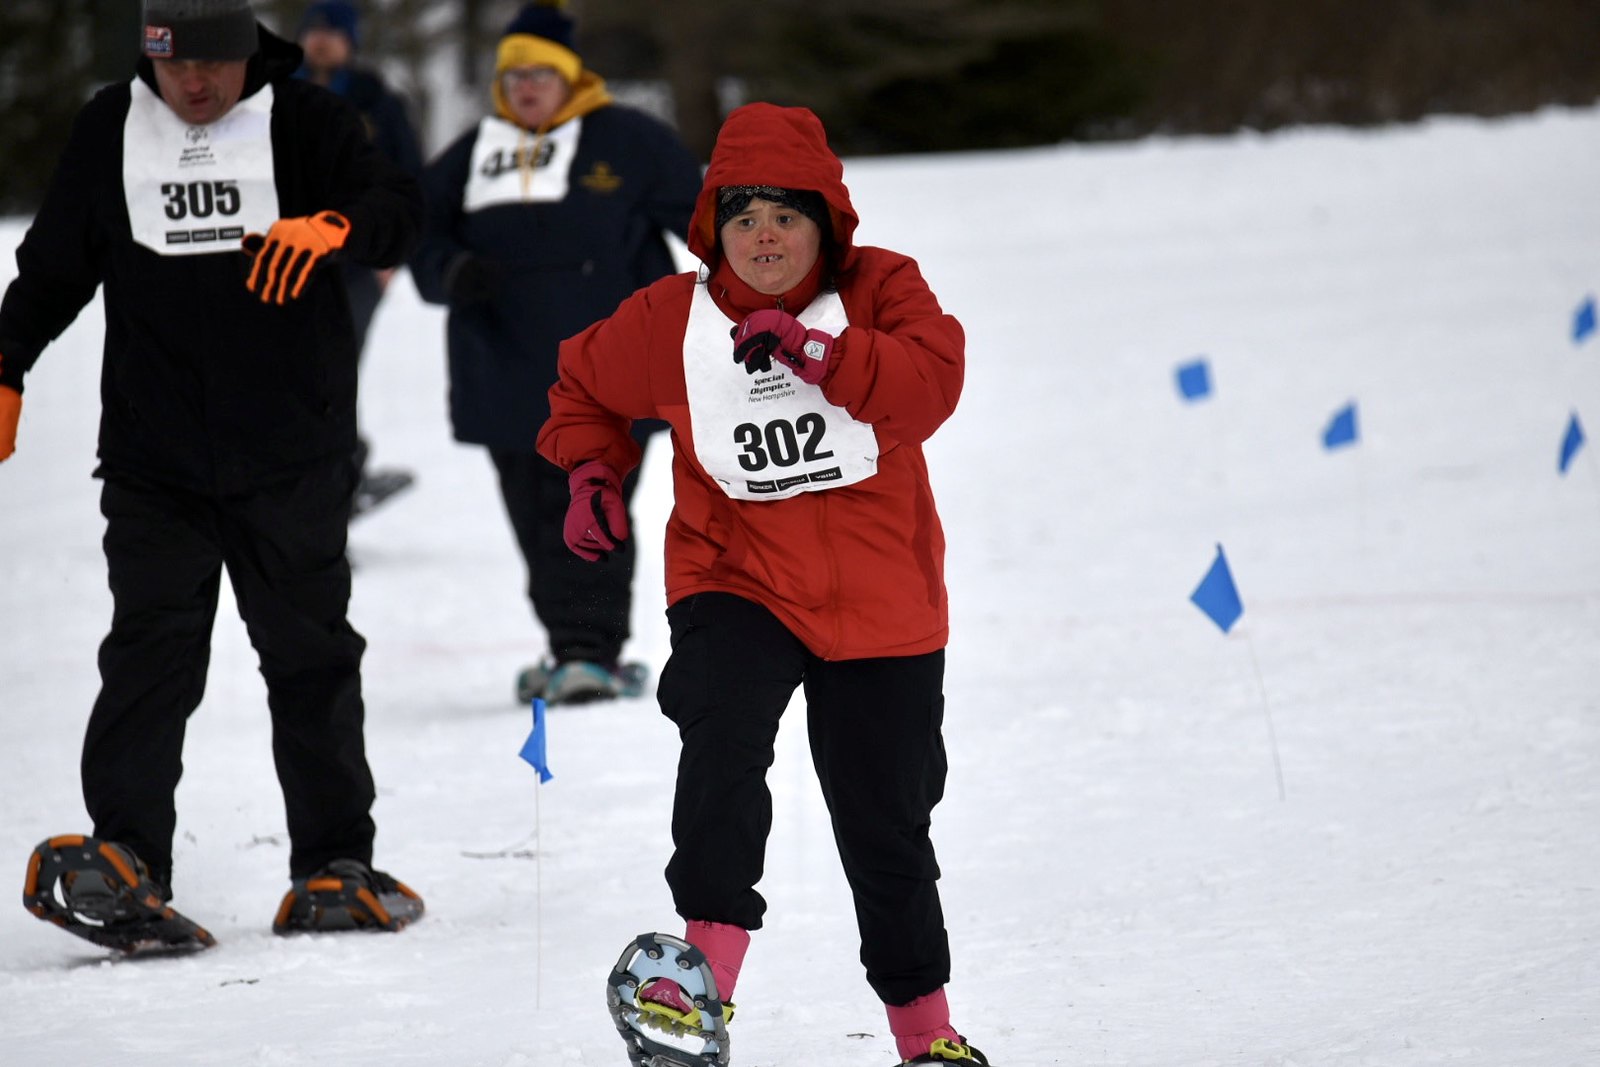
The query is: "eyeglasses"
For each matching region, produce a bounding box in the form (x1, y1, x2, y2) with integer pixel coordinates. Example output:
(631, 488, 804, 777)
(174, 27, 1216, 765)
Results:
(503, 67, 564, 87)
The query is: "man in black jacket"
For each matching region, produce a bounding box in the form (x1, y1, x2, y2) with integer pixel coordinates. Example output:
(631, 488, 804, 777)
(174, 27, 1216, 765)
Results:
(2, 0, 424, 950)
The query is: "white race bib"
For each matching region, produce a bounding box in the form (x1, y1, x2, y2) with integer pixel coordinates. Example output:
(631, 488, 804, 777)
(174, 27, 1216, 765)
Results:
(463, 115, 582, 212)
(684, 285, 879, 500)
(123, 79, 279, 256)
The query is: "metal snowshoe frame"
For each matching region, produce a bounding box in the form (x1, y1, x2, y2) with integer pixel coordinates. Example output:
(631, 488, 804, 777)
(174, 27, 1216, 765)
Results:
(607, 932, 731, 1067)
(23, 834, 216, 954)
(272, 859, 424, 934)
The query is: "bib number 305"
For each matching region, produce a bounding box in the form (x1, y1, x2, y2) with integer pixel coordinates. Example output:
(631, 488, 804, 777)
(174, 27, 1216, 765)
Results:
(161, 180, 242, 221)
(734, 413, 834, 472)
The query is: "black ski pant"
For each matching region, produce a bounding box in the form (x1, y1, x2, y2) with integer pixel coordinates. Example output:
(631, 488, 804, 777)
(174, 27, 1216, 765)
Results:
(488, 446, 645, 666)
(82, 465, 375, 892)
(657, 592, 952, 1006)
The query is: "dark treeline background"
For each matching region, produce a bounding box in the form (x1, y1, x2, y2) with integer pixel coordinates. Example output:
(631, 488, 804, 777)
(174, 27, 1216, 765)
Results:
(2, 0, 1596, 213)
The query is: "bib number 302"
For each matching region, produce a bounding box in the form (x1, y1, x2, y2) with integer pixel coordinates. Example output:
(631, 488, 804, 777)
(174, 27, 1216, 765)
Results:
(734, 413, 834, 472)
(161, 180, 242, 221)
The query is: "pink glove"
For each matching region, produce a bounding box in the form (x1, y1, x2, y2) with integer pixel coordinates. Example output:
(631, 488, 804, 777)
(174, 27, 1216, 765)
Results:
(563, 460, 630, 562)
(731, 309, 834, 385)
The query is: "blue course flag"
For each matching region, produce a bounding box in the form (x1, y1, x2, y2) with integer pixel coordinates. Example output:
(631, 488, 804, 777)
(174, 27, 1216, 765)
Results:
(1575, 296, 1596, 345)
(519, 697, 553, 783)
(1190, 543, 1244, 634)
(1559, 412, 1585, 475)
(1175, 358, 1212, 401)
(1322, 401, 1359, 450)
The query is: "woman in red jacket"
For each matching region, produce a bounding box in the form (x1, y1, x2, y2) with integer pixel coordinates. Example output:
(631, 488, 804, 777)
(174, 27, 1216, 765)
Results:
(538, 103, 987, 1066)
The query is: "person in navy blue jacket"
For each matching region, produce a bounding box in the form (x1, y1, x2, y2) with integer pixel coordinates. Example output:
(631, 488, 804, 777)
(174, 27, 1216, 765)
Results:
(296, 0, 425, 518)
(410, 0, 701, 706)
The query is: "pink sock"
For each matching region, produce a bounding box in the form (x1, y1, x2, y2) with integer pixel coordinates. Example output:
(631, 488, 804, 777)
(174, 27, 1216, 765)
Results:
(685, 920, 750, 1002)
(886, 988, 960, 1061)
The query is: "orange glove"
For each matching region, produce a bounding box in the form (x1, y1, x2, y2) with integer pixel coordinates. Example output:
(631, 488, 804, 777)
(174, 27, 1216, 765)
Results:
(0, 384, 20, 463)
(242, 211, 351, 305)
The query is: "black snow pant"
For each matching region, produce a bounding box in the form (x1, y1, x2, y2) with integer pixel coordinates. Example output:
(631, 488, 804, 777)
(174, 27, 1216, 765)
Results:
(657, 592, 952, 1006)
(488, 446, 645, 666)
(82, 464, 376, 892)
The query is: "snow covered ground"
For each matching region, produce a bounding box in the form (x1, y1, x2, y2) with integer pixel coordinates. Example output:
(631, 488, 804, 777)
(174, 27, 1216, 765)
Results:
(2, 105, 1597, 1066)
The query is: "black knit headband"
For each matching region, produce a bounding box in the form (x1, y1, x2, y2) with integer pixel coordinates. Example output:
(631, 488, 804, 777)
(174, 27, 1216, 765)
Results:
(715, 185, 830, 238)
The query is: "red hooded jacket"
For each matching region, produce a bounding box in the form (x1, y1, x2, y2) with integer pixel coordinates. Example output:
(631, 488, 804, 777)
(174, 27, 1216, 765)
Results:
(536, 103, 964, 659)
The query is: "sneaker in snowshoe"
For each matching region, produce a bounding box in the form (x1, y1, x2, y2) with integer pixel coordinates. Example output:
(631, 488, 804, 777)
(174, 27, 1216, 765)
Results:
(546, 660, 647, 706)
(23, 834, 215, 954)
(902, 1038, 992, 1064)
(272, 858, 423, 934)
(607, 931, 730, 1066)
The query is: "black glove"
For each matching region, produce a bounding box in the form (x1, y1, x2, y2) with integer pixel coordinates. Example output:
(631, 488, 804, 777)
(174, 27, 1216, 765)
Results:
(729, 319, 782, 374)
(445, 254, 502, 305)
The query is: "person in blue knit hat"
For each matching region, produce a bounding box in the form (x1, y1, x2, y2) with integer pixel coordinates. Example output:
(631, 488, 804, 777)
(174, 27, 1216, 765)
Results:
(410, 0, 703, 706)
(296, 0, 424, 520)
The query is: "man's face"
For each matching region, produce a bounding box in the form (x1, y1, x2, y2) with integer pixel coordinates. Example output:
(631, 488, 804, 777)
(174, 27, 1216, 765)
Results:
(299, 27, 352, 73)
(151, 58, 249, 126)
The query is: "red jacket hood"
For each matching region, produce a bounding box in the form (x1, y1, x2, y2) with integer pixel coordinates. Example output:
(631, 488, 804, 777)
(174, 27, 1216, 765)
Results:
(688, 103, 860, 270)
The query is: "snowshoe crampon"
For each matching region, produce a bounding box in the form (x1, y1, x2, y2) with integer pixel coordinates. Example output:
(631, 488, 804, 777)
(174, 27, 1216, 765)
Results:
(22, 834, 215, 954)
(272, 859, 423, 934)
(607, 932, 730, 1067)
(902, 1038, 993, 1064)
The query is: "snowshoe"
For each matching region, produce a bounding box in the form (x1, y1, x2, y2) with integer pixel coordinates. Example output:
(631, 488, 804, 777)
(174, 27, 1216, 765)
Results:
(350, 468, 415, 520)
(272, 858, 423, 934)
(607, 931, 731, 1067)
(901, 1038, 992, 1064)
(545, 660, 648, 706)
(23, 834, 215, 954)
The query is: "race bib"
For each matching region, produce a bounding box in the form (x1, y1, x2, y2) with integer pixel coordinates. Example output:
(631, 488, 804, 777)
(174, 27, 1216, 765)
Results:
(463, 115, 582, 212)
(684, 285, 879, 501)
(123, 78, 279, 256)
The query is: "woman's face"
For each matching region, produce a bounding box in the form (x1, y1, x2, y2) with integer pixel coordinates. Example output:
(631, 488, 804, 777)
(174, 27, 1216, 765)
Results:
(719, 198, 822, 296)
(502, 65, 571, 130)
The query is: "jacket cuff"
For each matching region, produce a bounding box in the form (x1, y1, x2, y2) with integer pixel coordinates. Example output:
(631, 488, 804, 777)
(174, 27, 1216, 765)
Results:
(0, 351, 25, 394)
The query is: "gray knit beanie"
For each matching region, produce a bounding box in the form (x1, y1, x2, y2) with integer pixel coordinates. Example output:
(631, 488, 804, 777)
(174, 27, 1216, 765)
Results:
(142, 0, 259, 61)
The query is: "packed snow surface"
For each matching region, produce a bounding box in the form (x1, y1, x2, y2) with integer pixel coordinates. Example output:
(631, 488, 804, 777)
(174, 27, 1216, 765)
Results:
(2, 106, 1597, 1065)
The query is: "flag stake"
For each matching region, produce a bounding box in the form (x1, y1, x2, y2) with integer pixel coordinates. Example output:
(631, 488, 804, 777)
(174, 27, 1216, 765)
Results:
(1244, 630, 1287, 802)
(1585, 445, 1600, 525)
(518, 697, 553, 1011)
(535, 771, 543, 1011)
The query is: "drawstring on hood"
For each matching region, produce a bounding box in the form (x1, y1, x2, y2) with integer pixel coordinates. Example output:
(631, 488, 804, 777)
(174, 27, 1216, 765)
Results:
(499, 72, 610, 199)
